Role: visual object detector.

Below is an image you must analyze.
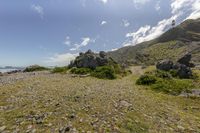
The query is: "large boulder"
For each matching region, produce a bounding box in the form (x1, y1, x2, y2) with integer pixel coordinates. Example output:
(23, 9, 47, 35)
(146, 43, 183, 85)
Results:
(177, 64, 193, 79)
(177, 53, 195, 67)
(156, 54, 194, 79)
(70, 50, 110, 69)
(156, 59, 174, 71)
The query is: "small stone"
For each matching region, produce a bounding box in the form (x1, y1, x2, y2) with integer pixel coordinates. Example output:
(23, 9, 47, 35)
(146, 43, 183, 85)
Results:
(177, 125, 185, 131)
(69, 114, 76, 119)
(59, 126, 70, 133)
(0, 126, 6, 132)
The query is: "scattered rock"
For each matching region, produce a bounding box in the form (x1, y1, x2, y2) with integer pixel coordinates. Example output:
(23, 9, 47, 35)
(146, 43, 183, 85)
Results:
(69, 113, 76, 119)
(119, 100, 132, 108)
(180, 89, 200, 97)
(156, 54, 194, 79)
(59, 126, 70, 133)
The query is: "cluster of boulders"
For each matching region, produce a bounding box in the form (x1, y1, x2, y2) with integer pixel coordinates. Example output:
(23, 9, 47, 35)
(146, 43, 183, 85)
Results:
(156, 54, 194, 79)
(69, 50, 112, 69)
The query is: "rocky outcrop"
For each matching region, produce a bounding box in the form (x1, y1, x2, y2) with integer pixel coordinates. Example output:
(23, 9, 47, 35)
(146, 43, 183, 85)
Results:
(156, 59, 174, 71)
(156, 54, 194, 79)
(177, 54, 195, 67)
(69, 50, 112, 69)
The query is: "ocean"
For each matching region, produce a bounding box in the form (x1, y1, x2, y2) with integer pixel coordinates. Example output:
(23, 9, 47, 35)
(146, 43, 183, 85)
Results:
(0, 69, 21, 73)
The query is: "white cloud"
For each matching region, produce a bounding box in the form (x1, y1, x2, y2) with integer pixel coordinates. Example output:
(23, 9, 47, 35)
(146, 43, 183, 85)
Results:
(111, 48, 118, 51)
(31, 5, 44, 19)
(70, 37, 95, 51)
(64, 36, 71, 46)
(124, 0, 200, 46)
(155, 1, 161, 11)
(123, 20, 130, 27)
(101, 21, 107, 25)
(186, 0, 200, 20)
(133, 0, 150, 8)
(100, 0, 108, 4)
(133, 0, 150, 5)
(45, 53, 78, 66)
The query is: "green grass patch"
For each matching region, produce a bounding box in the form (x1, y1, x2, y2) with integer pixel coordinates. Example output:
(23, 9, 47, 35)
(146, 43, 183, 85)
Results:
(70, 67, 92, 75)
(136, 69, 196, 95)
(151, 78, 194, 95)
(51, 66, 69, 73)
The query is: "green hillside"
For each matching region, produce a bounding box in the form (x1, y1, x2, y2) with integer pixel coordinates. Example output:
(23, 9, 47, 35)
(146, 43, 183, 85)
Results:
(108, 18, 200, 65)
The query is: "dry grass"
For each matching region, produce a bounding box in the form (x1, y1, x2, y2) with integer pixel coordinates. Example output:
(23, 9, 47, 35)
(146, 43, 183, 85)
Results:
(0, 68, 200, 133)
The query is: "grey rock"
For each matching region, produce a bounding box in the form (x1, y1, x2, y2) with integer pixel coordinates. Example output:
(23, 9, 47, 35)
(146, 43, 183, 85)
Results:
(180, 89, 200, 97)
(59, 126, 70, 133)
(0, 126, 6, 132)
(177, 64, 193, 79)
(156, 59, 174, 71)
(69, 50, 112, 69)
(177, 53, 192, 67)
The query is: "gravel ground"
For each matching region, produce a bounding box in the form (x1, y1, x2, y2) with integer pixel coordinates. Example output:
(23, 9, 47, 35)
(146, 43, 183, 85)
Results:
(0, 69, 200, 133)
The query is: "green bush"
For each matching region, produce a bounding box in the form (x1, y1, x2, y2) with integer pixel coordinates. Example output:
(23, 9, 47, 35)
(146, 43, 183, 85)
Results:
(52, 67, 69, 73)
(155, 70, 172, 79)
(151, 79, 194, 95)
(169, 70, 178, 77)
(91, 66, 116, 79)
(136, 75, 157, 85)
(24, 65, 49, 72)
(70, 67, 92, 75)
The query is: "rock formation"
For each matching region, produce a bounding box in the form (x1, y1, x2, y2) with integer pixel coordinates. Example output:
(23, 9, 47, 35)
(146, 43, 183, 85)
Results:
(69, 50, 113, 69)
(156, 54, 194, 79)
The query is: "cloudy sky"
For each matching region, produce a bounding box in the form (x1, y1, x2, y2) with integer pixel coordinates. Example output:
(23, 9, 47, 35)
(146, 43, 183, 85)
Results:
(0, 0, 199, 66)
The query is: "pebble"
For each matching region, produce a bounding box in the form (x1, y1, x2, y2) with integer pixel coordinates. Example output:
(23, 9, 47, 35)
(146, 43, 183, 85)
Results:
(0, 126, 6, 132)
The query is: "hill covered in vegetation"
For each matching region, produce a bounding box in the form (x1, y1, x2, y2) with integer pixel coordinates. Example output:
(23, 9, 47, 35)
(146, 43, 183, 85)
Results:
(108, 18, 200, 66)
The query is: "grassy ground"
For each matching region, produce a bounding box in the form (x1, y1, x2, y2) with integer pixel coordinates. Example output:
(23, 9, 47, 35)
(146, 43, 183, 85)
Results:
(0, 67, 200, 133)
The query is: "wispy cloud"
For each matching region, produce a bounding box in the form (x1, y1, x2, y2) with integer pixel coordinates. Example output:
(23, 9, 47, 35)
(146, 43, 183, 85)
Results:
(155, 1, 161, 11)
(45, 53, 78, 66)
(64, 36, 71, 46)
(133, 0, 150, 9)
(101, 21, 107, 26)
(123, 19, 130, 27)
(123, 0, 200, 46)
(70, 37, 95, 51)
(31, 4, 44, 19)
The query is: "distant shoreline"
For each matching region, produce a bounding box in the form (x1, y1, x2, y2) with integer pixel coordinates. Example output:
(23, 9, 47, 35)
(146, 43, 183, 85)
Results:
(0, 68, 23, 73)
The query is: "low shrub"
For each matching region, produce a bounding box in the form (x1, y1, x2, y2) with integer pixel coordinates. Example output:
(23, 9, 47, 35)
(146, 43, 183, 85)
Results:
(24, 65, 49, 72)
(136, 75, 157, 85)
(70, 67, 92, 75)
(91, 66, 116, 79)
(151, 79, 194, 95)
(155, 70, 172, 79)
(52, 67, 69, 73)
(169, 69, 178, 77)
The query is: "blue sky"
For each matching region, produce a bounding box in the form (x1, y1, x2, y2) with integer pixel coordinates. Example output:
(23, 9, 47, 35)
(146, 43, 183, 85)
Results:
(0, 0, 199, 66)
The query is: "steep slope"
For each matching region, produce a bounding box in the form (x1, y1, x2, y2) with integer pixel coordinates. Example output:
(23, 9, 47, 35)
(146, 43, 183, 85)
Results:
(108, 18, 200, 65)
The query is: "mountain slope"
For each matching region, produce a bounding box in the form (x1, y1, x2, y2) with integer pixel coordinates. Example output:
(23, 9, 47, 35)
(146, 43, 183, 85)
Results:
(108, 18, 200, 65)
